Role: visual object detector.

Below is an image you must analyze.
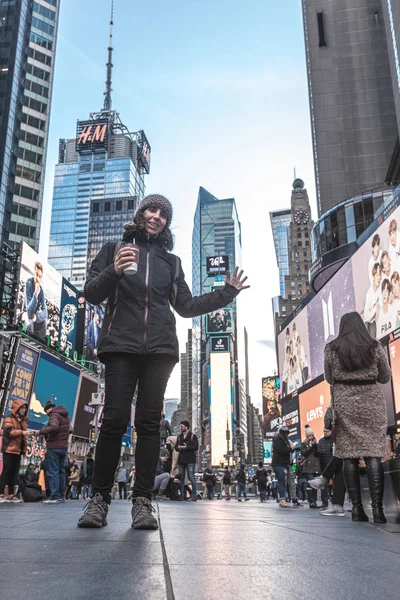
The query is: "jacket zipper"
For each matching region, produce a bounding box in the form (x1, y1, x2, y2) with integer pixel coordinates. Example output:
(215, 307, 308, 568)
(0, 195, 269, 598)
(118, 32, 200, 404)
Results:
(143, 243, 150, 352)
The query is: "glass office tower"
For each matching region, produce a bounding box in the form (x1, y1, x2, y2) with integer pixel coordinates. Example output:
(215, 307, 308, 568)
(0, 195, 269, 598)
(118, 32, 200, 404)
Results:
(270, 209, 291, 298)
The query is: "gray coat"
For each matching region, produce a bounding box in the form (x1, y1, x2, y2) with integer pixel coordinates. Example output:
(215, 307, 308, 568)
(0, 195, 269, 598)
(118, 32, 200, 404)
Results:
(324, 343, 391, 459)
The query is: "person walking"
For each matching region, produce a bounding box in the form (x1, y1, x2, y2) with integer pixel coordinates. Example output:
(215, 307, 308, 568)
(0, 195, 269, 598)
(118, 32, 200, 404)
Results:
(176, 420, 199, 502)
(203, 467, 216, 500)
(324, 312, 391, 524)
(272, 425, 292, 507)
(0, 400, 32, 503)
(236, 464, 249, 501)
(255, 461, 268, 502)
(160, 413, 172, 444)
(300, 425, 321, 508)
(309, 455, 347, 517)
(76, 194, 249, 529)
(223, 467, 232, 500)
(317, 428, 333, 508)
(116, 463, 128, 499)
(80, 452, 95, 500)
(32, 400, 71, 504)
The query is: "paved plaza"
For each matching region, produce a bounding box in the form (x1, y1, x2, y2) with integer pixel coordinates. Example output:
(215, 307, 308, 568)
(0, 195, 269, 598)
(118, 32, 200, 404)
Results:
(1, 498, 399, 600)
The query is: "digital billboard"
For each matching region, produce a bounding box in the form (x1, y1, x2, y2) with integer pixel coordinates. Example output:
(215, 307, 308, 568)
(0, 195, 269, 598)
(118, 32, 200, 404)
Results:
(299, 379, 331, 443)
(278, 308, 310, 397)
(206, 308, 233, 335)
(3, 343, 40, 418)
(28, 351, 80, 430)
(281, 395, 300, 443)
(76, 118, 109, 154)
(209, 352, 233, 466)
(388, 338, 400, 423)
(73, 375, 97, 439)
(262, 376, 282, 438)
(206, 255, 229, 276)
(263, 441, 272, 464)
(211, 336, 230, 352)
(84, 302, 105, 362)
(16, 243, 80, 353)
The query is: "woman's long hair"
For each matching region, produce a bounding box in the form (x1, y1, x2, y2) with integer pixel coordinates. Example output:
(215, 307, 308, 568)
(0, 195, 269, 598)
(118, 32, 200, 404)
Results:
(329, 312, 379, 371)
(123, 208, 174, 251)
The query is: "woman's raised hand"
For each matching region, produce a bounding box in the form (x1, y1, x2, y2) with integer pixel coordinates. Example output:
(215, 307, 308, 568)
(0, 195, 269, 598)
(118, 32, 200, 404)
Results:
(226, 267, 250, 291)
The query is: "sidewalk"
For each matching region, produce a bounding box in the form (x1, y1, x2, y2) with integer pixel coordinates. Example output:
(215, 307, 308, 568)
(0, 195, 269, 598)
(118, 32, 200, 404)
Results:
(0, 498, 399, 600)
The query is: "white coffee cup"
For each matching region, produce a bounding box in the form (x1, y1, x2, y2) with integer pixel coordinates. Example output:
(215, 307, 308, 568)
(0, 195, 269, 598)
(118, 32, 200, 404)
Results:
(123, 242, 139, 275)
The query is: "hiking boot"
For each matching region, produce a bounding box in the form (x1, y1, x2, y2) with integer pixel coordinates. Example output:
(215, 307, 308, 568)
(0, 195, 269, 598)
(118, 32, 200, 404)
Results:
(77, 494, 108, 528)
(320, 505, 345, 517)
(131, 497, 158, 530)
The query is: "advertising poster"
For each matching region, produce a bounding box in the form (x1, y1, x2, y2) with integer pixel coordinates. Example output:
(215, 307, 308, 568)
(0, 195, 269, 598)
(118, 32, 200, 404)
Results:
(84, 302, 105, 362)
(28, 351, 80, 430)
(299, 379, 331, 442)
(262, 376, 282, 437)
(73, 375, 97, 439)
(16, 243, 61, 344)
(206, 308, 233, 335)
(353, 204, 400, 340)
(263, 441, 272, 464)
(307, 260, 355, 380)
(388, 339, 400, 422)
(277, 308, 310, 398)
(0, 335, 18, 416)
(3, 343, 40, 418)
(281, 395, 300, 443)
(59, 278, 79, 354)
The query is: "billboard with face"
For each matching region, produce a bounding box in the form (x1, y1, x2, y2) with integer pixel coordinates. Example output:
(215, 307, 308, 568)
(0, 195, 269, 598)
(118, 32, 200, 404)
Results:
(206, 308, 233, 335)
(16, 243, 80, 353)
(278, 309, 310, 398)
(353, 205, 400, 340)
(262, 376, 282, 437)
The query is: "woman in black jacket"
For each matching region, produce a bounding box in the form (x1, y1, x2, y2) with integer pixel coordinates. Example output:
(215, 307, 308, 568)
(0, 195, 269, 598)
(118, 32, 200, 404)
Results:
(78, 194, 249, 530)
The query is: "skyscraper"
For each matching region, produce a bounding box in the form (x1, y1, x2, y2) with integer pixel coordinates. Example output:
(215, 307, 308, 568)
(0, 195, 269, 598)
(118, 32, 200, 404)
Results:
(191, 186, 243, 467)
(180, 328, 192, 419)
(302, 0, 397, 216)
(48, 8, 150, 287)
(270, 208, 291, 297)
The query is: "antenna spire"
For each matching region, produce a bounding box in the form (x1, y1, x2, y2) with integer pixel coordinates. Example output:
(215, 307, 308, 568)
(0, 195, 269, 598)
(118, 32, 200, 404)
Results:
(294, 166, 296, 180)
(103, 1, 114, 111)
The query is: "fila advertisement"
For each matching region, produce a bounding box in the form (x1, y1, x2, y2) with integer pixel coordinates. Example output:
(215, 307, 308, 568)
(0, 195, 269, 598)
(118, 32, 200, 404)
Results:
(16, 243, 80, 353)
(277, 203, 400, 398)
(298, 379, 331, 442)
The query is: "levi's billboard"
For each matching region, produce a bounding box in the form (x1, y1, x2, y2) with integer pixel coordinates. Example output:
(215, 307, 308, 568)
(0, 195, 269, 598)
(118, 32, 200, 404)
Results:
(298, 379, 331, 442)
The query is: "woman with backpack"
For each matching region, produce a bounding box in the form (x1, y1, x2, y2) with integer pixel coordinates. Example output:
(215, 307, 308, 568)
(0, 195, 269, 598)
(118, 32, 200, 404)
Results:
(77, 194, 249, 530)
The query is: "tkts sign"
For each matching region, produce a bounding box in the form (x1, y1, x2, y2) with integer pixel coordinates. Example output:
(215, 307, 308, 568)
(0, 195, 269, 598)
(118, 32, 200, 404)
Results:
(76, 119, 109, 153)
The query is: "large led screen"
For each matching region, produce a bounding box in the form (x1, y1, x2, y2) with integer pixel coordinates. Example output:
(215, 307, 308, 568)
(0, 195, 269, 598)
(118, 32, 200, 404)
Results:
(299, 379, 331, 443)
(278, 309, 310, 397)
(206, 308, 233, 335)
(388, 338, 400, 423)
(3, 343, 40, 418)
(209, 352, 233, 466)
(262, 376, 282, 437)
(28, 351, 80, 430)
(281, 395, 300, 443)
(16, 243, 80, 353)
(73, 375, 97, 439)
(353, 205, 400, 340)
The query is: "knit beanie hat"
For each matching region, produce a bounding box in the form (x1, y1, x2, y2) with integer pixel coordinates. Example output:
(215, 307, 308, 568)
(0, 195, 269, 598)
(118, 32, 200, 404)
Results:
(136, 194, 173, 226)
(305, 424, 314, 436)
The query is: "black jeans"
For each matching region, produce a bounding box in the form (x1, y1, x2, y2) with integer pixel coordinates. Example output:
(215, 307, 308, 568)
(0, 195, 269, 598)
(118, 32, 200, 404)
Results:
(322, 456, 346, 506)
(118, 482, 127, 499)
(0, 453, 21, 495)
(93, 353, 176, 503)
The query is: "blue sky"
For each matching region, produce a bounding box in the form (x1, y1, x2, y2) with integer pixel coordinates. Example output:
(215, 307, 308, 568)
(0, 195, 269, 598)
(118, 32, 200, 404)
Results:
(40, 0, 316, 407)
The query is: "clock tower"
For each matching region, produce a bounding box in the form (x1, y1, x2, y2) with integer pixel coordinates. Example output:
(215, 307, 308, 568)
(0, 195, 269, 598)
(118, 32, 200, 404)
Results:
(272, 178, 314, 332)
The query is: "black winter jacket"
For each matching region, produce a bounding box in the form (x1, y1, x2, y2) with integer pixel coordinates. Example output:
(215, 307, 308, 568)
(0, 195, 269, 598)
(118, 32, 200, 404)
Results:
(272, 436, 292, 467)
(176, 431, 199, 465)
(300, 439, 321, 474)
(318, 435, 333, 472)
(203, 471, 216, 487)
(84, 232, 240, 361)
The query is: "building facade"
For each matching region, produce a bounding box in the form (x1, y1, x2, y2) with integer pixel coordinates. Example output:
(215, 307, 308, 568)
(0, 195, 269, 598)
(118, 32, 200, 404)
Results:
(191, 186, 243, 467)
(48, 12, 149, 287)
(302, 0, 397, 216)
(180, 328, 192, 419)
(270, 208, 291, 297)
(272, 179, 314, 332)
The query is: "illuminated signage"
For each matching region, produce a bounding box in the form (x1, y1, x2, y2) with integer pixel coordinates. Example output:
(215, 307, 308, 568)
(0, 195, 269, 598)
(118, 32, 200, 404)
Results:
(76, 119, 109, 153)
(206, 255, 229, 276)
(137, 130, 151, 174)
(211, 336, 230, 352)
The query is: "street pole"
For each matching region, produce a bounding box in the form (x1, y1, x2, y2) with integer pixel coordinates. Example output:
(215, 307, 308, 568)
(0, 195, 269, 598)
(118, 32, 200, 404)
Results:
(226, 414, 230, 468)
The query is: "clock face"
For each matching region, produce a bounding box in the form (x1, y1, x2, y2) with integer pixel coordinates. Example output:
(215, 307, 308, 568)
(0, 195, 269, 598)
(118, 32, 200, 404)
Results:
(294, 210, 309, 225)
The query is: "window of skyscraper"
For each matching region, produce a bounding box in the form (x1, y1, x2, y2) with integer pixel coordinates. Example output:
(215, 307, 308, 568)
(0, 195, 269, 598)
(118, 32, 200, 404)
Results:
(317, 12, 327, 47)
(93, 203, 99, 213)
(116, 200, 122, 210)
(105, 201, 111, 212)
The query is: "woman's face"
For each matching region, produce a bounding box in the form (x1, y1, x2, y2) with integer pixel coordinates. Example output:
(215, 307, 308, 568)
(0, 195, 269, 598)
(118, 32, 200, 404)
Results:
(143, 207, 167, 235)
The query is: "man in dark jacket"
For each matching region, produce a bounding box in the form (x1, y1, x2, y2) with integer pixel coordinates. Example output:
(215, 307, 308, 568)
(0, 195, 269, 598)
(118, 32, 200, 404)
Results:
(33, 400, 71, 504)
(203, 467, 216, 500)
(300, 425, 321, 508)
(223, 467, 232, 500)
(272, 425, 292, 506)
(255, 461, 268, 502)
(160, 413, 172, 443)
(235, 464, 249, 501)
(175, 420, 198, 501)
(318, 428, 333, 508)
